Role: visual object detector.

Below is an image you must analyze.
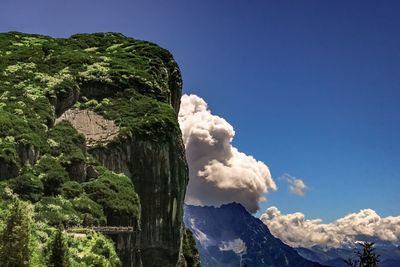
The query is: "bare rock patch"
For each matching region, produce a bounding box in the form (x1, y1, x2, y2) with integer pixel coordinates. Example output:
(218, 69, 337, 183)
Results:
(56, 109, 119, 146)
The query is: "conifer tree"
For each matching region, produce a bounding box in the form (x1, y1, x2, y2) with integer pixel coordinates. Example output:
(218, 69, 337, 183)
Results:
(345, 241, 380, 267)
(0, 198, 32, 267)
(48, 225, 69, 267)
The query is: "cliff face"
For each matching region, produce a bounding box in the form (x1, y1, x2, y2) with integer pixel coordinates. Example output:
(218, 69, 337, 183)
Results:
(91, 135, 188, 266)
(0, 32, 188, 266)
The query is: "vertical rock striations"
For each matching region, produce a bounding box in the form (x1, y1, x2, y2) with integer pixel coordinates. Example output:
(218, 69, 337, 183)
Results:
(0, 32, 188, 266)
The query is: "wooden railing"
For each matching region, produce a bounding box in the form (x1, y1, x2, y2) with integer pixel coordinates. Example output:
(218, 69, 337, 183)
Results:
(66, 226, 135, 234)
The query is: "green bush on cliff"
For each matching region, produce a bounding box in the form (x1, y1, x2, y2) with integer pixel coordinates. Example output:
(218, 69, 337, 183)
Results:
(93, 89, 179, 141)
(83, 167, 140, 224)
(10, 169, 44, 202)
(182, 228, 201, 267)
(34, 193, 104, 228)
(0, 111, 46, 168)
(0, 31, 176, 102)
(71, 195, 106, 226)
(67, 231, 121, 267)
(35, 196, 82, 227)
(33, 155, 69, 196)
(46, 121, 86, 163)
(61, 181, 84, 199)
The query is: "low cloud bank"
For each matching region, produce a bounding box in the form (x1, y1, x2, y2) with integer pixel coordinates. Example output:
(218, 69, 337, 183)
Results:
(260, 206, 400, 248)
(179, 94, 277, 213)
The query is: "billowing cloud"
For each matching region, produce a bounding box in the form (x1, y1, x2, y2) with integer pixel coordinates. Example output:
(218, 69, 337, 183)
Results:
(260, 206, 400, 248)
(179, 94, 277, 213)
(281, 173, 308, 197)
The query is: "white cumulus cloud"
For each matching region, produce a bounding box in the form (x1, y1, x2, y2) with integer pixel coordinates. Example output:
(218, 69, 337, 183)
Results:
(260, 206, 400, 248)
(281, 173, 308, 197)
(179, 94, 277, 213)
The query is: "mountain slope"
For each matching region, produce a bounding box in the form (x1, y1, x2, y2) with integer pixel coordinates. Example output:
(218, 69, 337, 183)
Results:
(184, 203, 324, 267)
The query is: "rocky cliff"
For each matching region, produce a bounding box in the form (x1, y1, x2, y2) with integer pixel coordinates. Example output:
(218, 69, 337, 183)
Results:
(0, 32, 188, 266)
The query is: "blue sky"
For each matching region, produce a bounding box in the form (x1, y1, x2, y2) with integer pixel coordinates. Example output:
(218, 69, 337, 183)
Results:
(1, 0, 399, 222)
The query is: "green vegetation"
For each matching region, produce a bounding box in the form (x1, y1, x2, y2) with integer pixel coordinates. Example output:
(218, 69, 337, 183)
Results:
(66, 231, 121, 267)
(0, 197, 120, 267)
(34, 155, 69, 196)
(35, 196, 82, 227)
(83, 167, 140, 224)
(10, 169, 44, 202)
(71, 195, 106, 226)
(0, 31, 183, 266)
(92, 89, 179, 141)
(61, 181, 84, 199)
(46, 121, 86, 163)
(0, 31, 177, 103)
(0, 198, 32, 266)
(48, 226, 69, 267)
(182, 228, 201, 267)
(0, 31, 180, 171)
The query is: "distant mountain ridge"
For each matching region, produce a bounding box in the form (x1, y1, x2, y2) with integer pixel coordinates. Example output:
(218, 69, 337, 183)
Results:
(296, 244, 400, 267)
(184, 203, 324, 267)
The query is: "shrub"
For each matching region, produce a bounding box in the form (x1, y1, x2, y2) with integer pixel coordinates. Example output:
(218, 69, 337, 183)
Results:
(10, 170, 44, 202)
(83, 166, 140, 225)
(34, 155, 69, 196)
(34, 196, 81, 227)
(71, 195, 106, 226)
(61, 181, 83, 199)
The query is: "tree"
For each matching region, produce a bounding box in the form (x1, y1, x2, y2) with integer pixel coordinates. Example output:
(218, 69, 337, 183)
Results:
(0, 198, 32, 267)
(48, 225, 69, 267)
(345, 241, 380, 267)
(182, 228, 201, 267)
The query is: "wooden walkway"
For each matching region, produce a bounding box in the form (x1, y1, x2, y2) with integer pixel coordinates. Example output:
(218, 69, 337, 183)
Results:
(66, 226, 135, 234)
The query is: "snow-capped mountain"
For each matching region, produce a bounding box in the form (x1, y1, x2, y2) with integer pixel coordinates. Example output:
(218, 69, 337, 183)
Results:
(184, 203, 324, 267)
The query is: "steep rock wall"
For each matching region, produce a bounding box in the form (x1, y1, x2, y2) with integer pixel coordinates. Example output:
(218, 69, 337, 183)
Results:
(91, 135, 188, 266)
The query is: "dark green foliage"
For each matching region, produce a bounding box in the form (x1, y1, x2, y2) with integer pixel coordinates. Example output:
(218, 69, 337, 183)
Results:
(48, 226, 69, 267)
(71, 195, 106, 226)
(83, 167, 140, 224)
(345, 241, 380, 267)
(93, 89, 179, 141)
(61, 181, 83, 199)
(10, 170, 43, 202)
(0, 31, 177, 103)
(34, 196, 81, 227)
(0, 98, 49, 147)
(182, 228, 201, 267)
(66, 231, 121, 266)
(34, 155, 69, 196)
(0, 198, 32, 267)
(46, 121, 86, 163)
